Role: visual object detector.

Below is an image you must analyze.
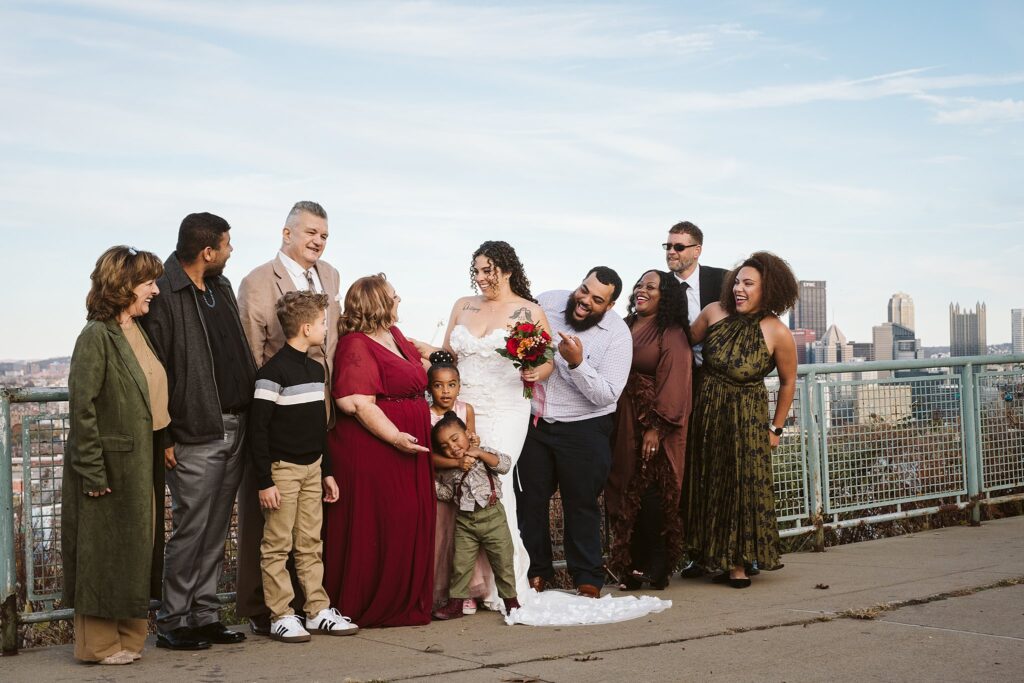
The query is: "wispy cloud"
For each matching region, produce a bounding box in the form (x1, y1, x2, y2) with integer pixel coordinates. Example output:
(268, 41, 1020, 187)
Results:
(35, 0, 767, 62)
(932, 98, 1024, 125)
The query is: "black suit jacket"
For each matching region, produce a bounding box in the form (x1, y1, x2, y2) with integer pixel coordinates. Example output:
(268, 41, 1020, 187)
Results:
(697, 265, 728, 311)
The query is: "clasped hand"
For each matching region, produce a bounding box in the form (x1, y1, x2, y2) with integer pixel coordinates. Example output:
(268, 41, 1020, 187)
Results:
(448, 442, 480, 472)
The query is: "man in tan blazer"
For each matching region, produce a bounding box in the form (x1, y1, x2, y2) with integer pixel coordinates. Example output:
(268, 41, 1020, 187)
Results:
(236, 200, 342, 635)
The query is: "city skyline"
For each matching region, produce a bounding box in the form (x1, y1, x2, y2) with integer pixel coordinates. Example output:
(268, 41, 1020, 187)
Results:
(1, 2, 1022, 359)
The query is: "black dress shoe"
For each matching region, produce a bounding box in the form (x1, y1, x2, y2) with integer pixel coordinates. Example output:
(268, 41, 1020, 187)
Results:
(193, 621, 247, 644)
(156, 627, 211, 650)
(679, 562, 706, 579)
(249, 615, 271, 636)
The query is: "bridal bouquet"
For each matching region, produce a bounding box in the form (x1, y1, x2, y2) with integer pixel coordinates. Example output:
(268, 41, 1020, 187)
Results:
(496, 322, 554, 399)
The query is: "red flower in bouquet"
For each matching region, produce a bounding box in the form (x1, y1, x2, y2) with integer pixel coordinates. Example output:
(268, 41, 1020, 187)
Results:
(496, 321, 555, 399)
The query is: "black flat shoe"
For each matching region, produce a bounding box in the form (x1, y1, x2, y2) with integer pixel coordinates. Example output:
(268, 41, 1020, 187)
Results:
(619, 570, 647, 591)
(193, 621, 246, 644)
(249, 615, 271, 636)
(711, 572, 752, 588)
(679, 562, 706, 579)
(156, 627, 211, 651)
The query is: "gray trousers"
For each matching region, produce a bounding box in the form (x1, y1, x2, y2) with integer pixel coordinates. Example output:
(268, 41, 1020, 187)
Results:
(157, 414, 245, 632)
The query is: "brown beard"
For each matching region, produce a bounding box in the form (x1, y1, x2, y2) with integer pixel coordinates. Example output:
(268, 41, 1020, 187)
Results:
(563, 292, 605, 332)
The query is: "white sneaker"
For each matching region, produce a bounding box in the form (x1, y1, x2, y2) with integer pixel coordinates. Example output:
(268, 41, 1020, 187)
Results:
(462, 598, 478, 615)
(306, 607, 359, 636)
(270, 614, 311, 643)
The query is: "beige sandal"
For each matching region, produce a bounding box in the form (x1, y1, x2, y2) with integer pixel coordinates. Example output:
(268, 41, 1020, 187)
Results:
(97, 650, 135, 665)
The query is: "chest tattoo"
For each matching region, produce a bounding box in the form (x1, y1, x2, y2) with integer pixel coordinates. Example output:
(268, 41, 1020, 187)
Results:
(509, 307, 533, 322)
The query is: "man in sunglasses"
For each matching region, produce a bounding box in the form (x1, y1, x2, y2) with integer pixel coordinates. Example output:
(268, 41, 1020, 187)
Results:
(663, 221, 726, 361)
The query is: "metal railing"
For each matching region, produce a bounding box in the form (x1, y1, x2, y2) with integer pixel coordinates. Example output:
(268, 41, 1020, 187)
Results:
(2, 353, 1023, 653)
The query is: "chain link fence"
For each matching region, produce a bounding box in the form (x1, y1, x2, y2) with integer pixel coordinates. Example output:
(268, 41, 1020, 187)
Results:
(4, 354, 1024, 652)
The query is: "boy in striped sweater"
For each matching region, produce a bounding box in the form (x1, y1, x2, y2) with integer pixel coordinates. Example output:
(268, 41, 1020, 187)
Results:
(249, 291, 358, 643)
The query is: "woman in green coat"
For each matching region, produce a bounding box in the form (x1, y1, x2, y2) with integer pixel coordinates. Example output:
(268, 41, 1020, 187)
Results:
(62, 245, 170, 665)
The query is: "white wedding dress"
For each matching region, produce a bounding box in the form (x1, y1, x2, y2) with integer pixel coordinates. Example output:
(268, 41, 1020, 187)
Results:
(449, 324, 671, 626)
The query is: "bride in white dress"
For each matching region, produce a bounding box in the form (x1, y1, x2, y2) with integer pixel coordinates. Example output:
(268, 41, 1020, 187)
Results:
(419, 241, 670, 626)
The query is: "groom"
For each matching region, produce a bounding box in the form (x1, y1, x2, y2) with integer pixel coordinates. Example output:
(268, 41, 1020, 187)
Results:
(514, 266, 632, 596)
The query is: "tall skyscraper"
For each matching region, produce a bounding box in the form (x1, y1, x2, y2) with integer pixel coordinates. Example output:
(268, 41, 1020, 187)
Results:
(790, 280, 827, 339)
(949, 302, 987, 357)
(887, 292, 915, 331)
(812, 324, 853, 364)
(872, 322, 921, 378)
(1012, 309, 1024, 355)
(790, 328, 816, 365)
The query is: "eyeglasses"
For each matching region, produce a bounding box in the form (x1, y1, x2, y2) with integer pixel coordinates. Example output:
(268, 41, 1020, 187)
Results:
(662, 242, 700, 252)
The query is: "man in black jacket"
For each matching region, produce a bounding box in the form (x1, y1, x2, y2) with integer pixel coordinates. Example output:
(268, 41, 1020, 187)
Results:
(664, 221, 727, 349)
(142, 212, 257, 650)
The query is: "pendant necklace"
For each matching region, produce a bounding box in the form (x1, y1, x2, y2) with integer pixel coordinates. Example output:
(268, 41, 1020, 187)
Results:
(201, 285, 216, 308)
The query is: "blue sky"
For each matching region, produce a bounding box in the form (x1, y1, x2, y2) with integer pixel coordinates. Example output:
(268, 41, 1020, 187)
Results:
(1, 1, 1021, 359)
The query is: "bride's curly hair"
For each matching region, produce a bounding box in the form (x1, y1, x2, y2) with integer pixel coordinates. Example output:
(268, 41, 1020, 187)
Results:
(470, 241, 535, 303)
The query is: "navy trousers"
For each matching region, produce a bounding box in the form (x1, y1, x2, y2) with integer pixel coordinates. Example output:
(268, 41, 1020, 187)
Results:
(514, 414, 613, 588)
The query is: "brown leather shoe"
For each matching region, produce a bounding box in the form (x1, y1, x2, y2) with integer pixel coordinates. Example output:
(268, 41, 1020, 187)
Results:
(529, 576, 547, 593)
(575, 583, 601, 598)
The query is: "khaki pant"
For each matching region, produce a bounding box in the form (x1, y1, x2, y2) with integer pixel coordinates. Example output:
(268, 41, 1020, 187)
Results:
(260, 458, 330, 620)
(73, 614, 148, 662)
(451, 502, 517, 599)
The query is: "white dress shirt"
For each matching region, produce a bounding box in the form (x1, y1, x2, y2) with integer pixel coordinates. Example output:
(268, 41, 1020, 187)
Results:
(675, 264, 704, 366)
(531, 290, 633, 422)
(277, 251, 324, 293)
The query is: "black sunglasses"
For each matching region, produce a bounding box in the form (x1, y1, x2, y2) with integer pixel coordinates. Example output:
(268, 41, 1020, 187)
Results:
(662, 242, 700, 252)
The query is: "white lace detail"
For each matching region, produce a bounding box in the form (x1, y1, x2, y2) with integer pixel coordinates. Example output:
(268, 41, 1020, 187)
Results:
(449, 325, 672, 626)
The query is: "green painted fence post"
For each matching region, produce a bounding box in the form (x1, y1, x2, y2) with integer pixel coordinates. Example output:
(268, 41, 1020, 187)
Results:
(959, 364, 982, 526)
(0, 388, 19, 654)
(801, 374, 826, 552)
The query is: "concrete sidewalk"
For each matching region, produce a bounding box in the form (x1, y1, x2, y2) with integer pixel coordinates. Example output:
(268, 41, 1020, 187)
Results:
(4, 516, 1023, 682)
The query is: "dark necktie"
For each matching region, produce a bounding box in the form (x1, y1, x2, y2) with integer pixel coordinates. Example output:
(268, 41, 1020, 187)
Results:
(679, 280, 691, 319)
(304, 270, 316, 292)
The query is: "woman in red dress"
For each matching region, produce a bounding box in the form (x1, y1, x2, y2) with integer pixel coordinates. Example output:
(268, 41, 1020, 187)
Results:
(324, 274, 435, 627)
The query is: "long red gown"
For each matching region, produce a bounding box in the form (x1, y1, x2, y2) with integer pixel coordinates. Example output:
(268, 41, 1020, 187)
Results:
(324, 327, 435, 627)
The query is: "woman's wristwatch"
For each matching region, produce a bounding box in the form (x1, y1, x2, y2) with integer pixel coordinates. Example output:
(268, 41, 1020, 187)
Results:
(767, 423, 783, 436)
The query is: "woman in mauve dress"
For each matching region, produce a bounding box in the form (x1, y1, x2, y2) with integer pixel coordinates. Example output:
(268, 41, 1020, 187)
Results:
(607, 270, 692, 591)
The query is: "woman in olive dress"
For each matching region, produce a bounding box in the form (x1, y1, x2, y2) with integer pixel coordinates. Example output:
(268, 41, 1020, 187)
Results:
(681, 251, 799, 588)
